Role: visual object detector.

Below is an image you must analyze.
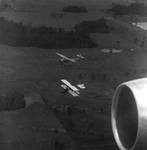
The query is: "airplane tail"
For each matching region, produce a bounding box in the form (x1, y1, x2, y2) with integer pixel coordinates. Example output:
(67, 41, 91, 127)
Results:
(76, 54, 84, 58)
(77, 84, 85, 89)
(111, 78, 147, 150)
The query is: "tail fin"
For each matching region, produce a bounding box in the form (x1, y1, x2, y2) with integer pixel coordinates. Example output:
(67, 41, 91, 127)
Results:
(77, 84, 85, 89)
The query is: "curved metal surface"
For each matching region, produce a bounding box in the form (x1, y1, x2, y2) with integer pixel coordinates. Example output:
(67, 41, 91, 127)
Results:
(111, 78, 147, 150)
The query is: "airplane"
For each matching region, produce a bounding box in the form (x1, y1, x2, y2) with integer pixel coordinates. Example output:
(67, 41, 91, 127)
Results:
(76, 54, 84, 58)
(56, 53, 79, 64)
(61, 79, 85, 97)
(100, 48, 123, 53)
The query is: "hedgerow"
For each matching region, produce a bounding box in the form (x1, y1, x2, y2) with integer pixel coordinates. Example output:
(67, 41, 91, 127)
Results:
(0, 91, 26, 111)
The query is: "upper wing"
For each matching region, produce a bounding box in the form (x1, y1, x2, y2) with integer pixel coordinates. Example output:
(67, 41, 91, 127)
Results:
(56, 53, 78, 62)
(56, 53, 66, 58)
(65, 57, 77, 62)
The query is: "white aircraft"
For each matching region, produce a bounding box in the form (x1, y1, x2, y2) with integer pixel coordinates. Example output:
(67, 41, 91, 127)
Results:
(56, 53, 79, 64)
(61, 79, 85, 97)
(76, 54, 84, 58)
(100, 48, 123, 53)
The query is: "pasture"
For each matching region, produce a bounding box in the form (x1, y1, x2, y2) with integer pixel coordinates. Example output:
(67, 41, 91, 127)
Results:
(0, 103, 74, 150)
(0, 37, 147, 149)
(0, 0, 130, 30)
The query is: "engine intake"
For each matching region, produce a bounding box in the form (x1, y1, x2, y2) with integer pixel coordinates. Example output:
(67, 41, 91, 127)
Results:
(111, 78, 147, 150)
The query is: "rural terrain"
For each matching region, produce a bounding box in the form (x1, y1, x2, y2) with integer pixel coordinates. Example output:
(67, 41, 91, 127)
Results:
(0, 0, 147, 150)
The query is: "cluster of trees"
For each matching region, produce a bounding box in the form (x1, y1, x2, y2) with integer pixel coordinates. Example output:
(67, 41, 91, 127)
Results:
(74, 18, 109, 34)
(0, 91, 26, 110)
(61, 5, 88, 13)
(109, 3, 147, 16)
(0, 17, 97, 48)
(0, 17, 109, 49)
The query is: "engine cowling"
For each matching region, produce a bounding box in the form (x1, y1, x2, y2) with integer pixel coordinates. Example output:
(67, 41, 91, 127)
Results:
(111, 78, 147, 150)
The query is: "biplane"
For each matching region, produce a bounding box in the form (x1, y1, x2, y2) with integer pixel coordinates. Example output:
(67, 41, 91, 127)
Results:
(61, 79, 85, 97)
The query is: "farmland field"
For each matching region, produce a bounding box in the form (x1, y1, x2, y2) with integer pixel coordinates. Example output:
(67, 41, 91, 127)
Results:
(0, 38, 147, 149)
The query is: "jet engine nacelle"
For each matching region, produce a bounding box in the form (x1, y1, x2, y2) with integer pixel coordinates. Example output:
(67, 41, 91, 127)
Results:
(111, 78, 147, 150)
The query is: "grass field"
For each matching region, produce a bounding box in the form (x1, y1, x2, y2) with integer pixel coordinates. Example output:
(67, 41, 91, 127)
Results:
(0, 0, 135, 30)
(0, 103, 74, 150)
(0, 37, 147, 149)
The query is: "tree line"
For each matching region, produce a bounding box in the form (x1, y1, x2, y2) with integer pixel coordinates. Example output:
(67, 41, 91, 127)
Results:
(74, 18, 109, 34)
(61, 5, 88, 13)
(109, 3, 147, 16)
(0, 17, 109, 49)
(0, 91, 26, 111)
